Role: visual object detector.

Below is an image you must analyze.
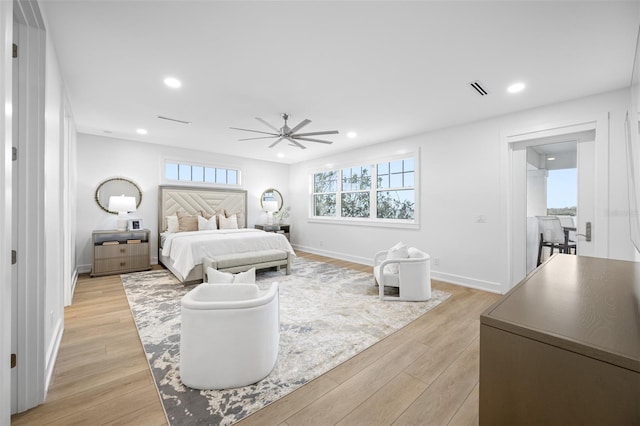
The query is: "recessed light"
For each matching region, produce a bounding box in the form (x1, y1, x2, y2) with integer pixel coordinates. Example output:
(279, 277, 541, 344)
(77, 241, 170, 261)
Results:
(164, 77, 182, 88)
(136, 128, 148, 135)
(547, 157, 556, 161)
(277, 153, 285, 158)
(507, 82, 525, 93)
(347, 131, 357, 139)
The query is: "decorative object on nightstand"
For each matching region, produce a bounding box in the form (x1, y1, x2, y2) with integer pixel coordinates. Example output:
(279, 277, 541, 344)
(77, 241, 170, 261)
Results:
(128, 218, 143, 231)
(274, 205, 290, 224)
(91, 229, 151, 276)
(255, 224, 290, 241)
(108, 195, 137, 231)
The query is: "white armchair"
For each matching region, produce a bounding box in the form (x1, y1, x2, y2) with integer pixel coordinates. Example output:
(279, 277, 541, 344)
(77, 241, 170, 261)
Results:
(179, 282, 280, 390)
(373, 247, 432, 301)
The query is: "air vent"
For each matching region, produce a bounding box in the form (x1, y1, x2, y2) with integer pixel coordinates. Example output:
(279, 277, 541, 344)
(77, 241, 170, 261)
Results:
(157, 115, 192, 125)
(469, 80, 489, 96)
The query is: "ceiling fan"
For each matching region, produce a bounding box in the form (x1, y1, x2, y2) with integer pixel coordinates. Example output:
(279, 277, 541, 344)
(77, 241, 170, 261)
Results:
(230, 113, 339, 149)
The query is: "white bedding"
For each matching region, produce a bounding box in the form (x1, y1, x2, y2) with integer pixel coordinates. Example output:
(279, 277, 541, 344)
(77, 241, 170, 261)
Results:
(161, 229, 295, 278)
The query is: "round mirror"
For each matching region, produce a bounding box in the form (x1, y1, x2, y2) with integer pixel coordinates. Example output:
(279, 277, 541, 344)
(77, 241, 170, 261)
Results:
(95, 177, 142, 214)
(260, 188, 283, 212)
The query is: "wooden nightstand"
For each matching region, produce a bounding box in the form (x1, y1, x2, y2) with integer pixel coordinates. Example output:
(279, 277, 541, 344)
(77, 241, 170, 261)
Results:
(91, 229, 151, 276)
(255, 224, 290, 241)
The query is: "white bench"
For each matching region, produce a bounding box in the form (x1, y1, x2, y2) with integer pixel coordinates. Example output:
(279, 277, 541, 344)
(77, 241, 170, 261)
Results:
(202, 249, 291, 280)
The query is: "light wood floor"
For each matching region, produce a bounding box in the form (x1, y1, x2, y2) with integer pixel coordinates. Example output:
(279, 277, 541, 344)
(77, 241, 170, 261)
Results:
(11, 252, 501, 426)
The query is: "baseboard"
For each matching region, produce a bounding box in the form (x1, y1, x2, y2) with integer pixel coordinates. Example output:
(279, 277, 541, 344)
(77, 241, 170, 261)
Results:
(431, 271, 503, 294)
(293, 244, 504, 294)
(44, 318, 64, 394)
(78, 263, 91, 274)
(292, 244, 372, 267)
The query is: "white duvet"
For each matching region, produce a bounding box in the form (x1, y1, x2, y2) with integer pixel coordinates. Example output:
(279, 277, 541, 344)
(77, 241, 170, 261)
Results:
(161, 229, 295, 278)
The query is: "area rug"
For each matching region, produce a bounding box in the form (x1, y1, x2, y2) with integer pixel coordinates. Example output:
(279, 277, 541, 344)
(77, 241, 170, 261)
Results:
(121, 257, 450, 425)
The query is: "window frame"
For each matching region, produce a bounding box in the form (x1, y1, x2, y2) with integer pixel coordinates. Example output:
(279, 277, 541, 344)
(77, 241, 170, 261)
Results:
(308, 151, 419, 229)
(162, 158, 242, 187)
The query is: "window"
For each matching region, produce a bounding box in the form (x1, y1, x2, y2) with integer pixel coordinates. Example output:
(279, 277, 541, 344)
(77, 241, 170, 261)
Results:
(164, 160, 240, 185)
(376, 158, 415, 219)
(313, 170, 337, 216)
(311, 156, 416, 223)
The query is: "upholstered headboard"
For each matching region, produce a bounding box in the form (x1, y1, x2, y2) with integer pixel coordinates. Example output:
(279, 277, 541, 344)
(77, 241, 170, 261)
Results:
(158, 185, 248, 234)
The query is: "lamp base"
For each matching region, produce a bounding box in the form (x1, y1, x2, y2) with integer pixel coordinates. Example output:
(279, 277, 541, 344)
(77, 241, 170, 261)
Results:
(117, 217, 128, 232)
(266, 212, 274, 225)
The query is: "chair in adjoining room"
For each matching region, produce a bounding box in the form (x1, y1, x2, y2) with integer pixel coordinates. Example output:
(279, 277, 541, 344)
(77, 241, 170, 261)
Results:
(179, 282, 280, 390)
(536, 216, 576, 266)
(373, 244, 431, 301)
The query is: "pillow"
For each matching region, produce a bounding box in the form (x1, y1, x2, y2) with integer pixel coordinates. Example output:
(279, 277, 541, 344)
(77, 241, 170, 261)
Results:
(224, 209, 245, 229)
(385, 241, 409, 274)
(207, 267, 256, 284)
(219, 213, 239, 230)
(176, 211, 201, 232)
(165, 215, 179, 233)
(197, 215, 217, 231)
(200, 210, 215, 220)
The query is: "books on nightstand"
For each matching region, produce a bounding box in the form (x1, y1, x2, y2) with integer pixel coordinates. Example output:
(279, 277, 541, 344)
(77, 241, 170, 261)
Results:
(127, 239, 141, 244)
(102, 241, 119, 245)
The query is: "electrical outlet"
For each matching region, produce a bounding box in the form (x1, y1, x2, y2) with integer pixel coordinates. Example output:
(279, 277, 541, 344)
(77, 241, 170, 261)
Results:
(476, 215, 487, 223)
(433, 258, 440, 266)
(319, 240, 323, 247)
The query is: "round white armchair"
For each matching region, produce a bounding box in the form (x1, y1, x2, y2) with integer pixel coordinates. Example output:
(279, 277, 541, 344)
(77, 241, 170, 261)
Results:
(179, 282, 280, 390)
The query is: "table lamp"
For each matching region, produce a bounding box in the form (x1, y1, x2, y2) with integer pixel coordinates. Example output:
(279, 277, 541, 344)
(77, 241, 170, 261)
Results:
(263, 200, 278, 225)
(108, 195, 137, 231)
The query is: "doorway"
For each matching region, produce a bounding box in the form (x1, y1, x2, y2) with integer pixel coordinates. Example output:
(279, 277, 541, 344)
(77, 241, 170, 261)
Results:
(526, 141, 578, 273)
(506, 116, 608, 289)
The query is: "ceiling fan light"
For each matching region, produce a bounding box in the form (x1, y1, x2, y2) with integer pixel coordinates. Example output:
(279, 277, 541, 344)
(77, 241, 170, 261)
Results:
(347, 131, 357, 139)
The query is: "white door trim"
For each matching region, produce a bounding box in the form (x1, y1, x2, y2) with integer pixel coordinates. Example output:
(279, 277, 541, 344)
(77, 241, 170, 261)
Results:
(502, 114, 609, 290)
(0, 0, 15, 423)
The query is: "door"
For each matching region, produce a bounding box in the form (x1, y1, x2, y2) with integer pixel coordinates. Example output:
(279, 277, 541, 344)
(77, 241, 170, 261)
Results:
(507, 119, 607, 288)
(10, 20, 18, 415)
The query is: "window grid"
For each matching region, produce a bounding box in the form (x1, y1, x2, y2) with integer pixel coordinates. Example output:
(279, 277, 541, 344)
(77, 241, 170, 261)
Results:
(165, 161, 240, 185)
(312, 157, 415, 222)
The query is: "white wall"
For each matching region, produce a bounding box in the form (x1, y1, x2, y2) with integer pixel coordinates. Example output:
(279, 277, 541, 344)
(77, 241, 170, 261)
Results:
(43, 23, 66, 389)
(75, 134, 290, 272)
(289, 88, 634, 293)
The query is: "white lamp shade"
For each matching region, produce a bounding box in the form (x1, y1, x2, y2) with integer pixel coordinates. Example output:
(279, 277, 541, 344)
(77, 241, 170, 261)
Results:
(108, 195, 137, 213)
(263, 200, 279, 213)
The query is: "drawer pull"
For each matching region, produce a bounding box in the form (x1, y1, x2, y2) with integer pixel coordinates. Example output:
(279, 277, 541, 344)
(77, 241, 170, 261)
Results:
(120, 262, 126, 267)
(120, 248, 126, 253)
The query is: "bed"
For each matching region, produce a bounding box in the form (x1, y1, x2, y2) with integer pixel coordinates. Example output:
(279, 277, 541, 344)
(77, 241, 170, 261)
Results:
(158, 185, 294, 283)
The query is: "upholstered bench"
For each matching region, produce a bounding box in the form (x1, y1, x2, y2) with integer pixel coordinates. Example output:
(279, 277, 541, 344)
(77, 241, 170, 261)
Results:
(202, 249, 291, 279)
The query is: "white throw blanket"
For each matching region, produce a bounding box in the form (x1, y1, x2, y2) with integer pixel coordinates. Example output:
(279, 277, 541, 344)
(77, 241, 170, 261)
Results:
(162, 229, 295, 278)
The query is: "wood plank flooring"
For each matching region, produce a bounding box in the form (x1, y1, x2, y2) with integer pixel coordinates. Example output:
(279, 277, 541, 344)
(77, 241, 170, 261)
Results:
(11, 252, 501, 426)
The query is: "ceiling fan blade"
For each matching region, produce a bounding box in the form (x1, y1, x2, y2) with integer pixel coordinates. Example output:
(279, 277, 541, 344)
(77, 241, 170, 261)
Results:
(238, 136, 279, 141)
(286, 136, 306, 149)
(230, 127, 279, 136)
(288, 119, 311, 134)
(292, 130, 339, 137)
(269, 137, 285, 148)
(291, 136, 334, 145)
(255, 117, 281, 132)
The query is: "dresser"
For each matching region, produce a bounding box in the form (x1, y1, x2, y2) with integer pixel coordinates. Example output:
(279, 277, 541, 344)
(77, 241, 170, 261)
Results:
(479, 254, 640, 425)
(255, 224, 290, 241)
(91, 229, 151, 276)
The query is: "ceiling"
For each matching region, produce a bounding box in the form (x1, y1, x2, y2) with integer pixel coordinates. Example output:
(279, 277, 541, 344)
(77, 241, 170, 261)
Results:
(40, 1, 639, 164)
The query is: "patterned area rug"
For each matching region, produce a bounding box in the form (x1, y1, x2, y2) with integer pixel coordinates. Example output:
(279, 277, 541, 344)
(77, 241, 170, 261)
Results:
(121, 257, 450, 425)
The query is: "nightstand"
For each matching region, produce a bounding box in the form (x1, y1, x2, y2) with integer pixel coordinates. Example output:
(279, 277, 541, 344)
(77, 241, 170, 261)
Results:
(255, 224, 290, 241)
(91, 229, 151, 276)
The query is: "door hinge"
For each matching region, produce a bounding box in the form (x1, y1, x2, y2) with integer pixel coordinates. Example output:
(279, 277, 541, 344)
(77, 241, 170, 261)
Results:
(11, 353, 16, 368)
(12, 43, 17, 59)
(11, 249, 16, 264)
(12, 146, 17, 161)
